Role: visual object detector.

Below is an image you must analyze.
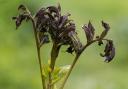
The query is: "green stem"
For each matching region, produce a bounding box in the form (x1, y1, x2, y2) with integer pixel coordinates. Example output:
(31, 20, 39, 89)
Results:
(48, 43, 60, 89)
(59, 54, 80, 89)
(30, 15, 46, 89)
(59, 40, 102, 89)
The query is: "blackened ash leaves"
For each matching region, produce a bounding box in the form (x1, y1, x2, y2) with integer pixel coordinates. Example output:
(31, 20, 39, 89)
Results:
(99, 21, 110, 39)
(95, 21, 110, 46)
(100, 40, 115, 63)
(39, 34, 50, 47)
(82, 21, 95, 43)
(12, 4, 115, 63)
(12, 4, 30, 29)
(12, 15, 26, 29)
(35, 4, 82, 54)
(82, 21, 115, 62)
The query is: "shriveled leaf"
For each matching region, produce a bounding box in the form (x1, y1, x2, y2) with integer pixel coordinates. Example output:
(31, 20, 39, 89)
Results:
(68, 31, 83, 53)
(100, 40, 115, 62)
(88, 21, 95, 37)
(99, 21, 110, 39)
(47, 5, 60, 17)
(18, 4, 26, 11)
(58, 15, 69, 29)
(12, 5, 30, 29)
(12, 14, 27, 29)
(39, 34, 50, 47)
(102, 20, 110, 30)
(59, 22, 75, 38)
(82, 21, 95, 43)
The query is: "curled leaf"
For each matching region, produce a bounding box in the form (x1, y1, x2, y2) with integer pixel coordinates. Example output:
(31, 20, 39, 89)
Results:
(39, 34, 50, 47)
(47, 5, 60, 17)
(12, 5, 30, 29)
(12, 14, 28, 29)
(82, 21, 95, 43)
(58, 14, 69, 29)
(59, 22, 75, 38)
(100, 40, 115, 62)
(99, 21, 110, 39)
(68, 31, 83, 53)
(18, 4, 26, 11)
(102, 20, 110, 30)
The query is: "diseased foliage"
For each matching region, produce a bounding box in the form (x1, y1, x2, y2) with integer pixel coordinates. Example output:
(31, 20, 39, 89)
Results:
(12, 4, 115, 89)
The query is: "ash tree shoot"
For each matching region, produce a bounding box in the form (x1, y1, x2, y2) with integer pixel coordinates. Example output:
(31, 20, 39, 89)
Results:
(12, 4, 115, 89)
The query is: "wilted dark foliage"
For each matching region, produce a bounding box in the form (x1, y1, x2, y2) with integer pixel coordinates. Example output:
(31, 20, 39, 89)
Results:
(12, 4, 116, 89)
(34, 4, 82, 54)
(100, 40, 115, 62)
(82, 21, 95, 43)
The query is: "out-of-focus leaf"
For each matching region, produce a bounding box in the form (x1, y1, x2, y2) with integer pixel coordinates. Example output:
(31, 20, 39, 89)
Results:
(42, 65, 50, 79)
(52, 65, 71, 85)
(18, 4, 26, 11)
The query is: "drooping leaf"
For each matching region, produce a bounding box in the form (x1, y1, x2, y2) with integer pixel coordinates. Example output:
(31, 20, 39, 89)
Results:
(82, 21, 95, 43)
(12, 5, 30, 29)
(99, 21, 110, 39)
(58, 15, 69, 29)
(88, 21, 95, 37)
(12, 14, 27, 29)
(39, 34, 50, 47)
(100, 40, 115, 62)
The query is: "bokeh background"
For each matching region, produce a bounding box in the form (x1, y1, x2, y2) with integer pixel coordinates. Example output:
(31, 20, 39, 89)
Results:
(0, 0, 128, 89)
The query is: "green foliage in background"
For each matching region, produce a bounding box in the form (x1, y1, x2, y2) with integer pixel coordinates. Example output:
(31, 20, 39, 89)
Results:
(0, 0, 128, 89)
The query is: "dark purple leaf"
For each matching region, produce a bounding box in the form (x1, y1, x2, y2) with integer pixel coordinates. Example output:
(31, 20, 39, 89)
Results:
(39, 34, 50, 47)
(82, 21, 95, 43)
(100, 40, 115, 63)
(47, 5, 60, 17)
(58, 15, 69, 29)
(59, 23, 75, 38)
(102, 20, 110, 30)
(99, 21, 110, 39)
(88, 21, 95, 36)
(12, 14, 27, 29)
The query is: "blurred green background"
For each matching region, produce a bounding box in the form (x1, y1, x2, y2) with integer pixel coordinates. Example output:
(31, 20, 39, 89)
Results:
(0, 0, 128, 89)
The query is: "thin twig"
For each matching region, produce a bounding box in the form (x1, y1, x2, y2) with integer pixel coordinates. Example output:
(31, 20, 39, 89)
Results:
(59, 54, 80, 89)
(59, 39, 108, 89)
(30, 15, 46, 89)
